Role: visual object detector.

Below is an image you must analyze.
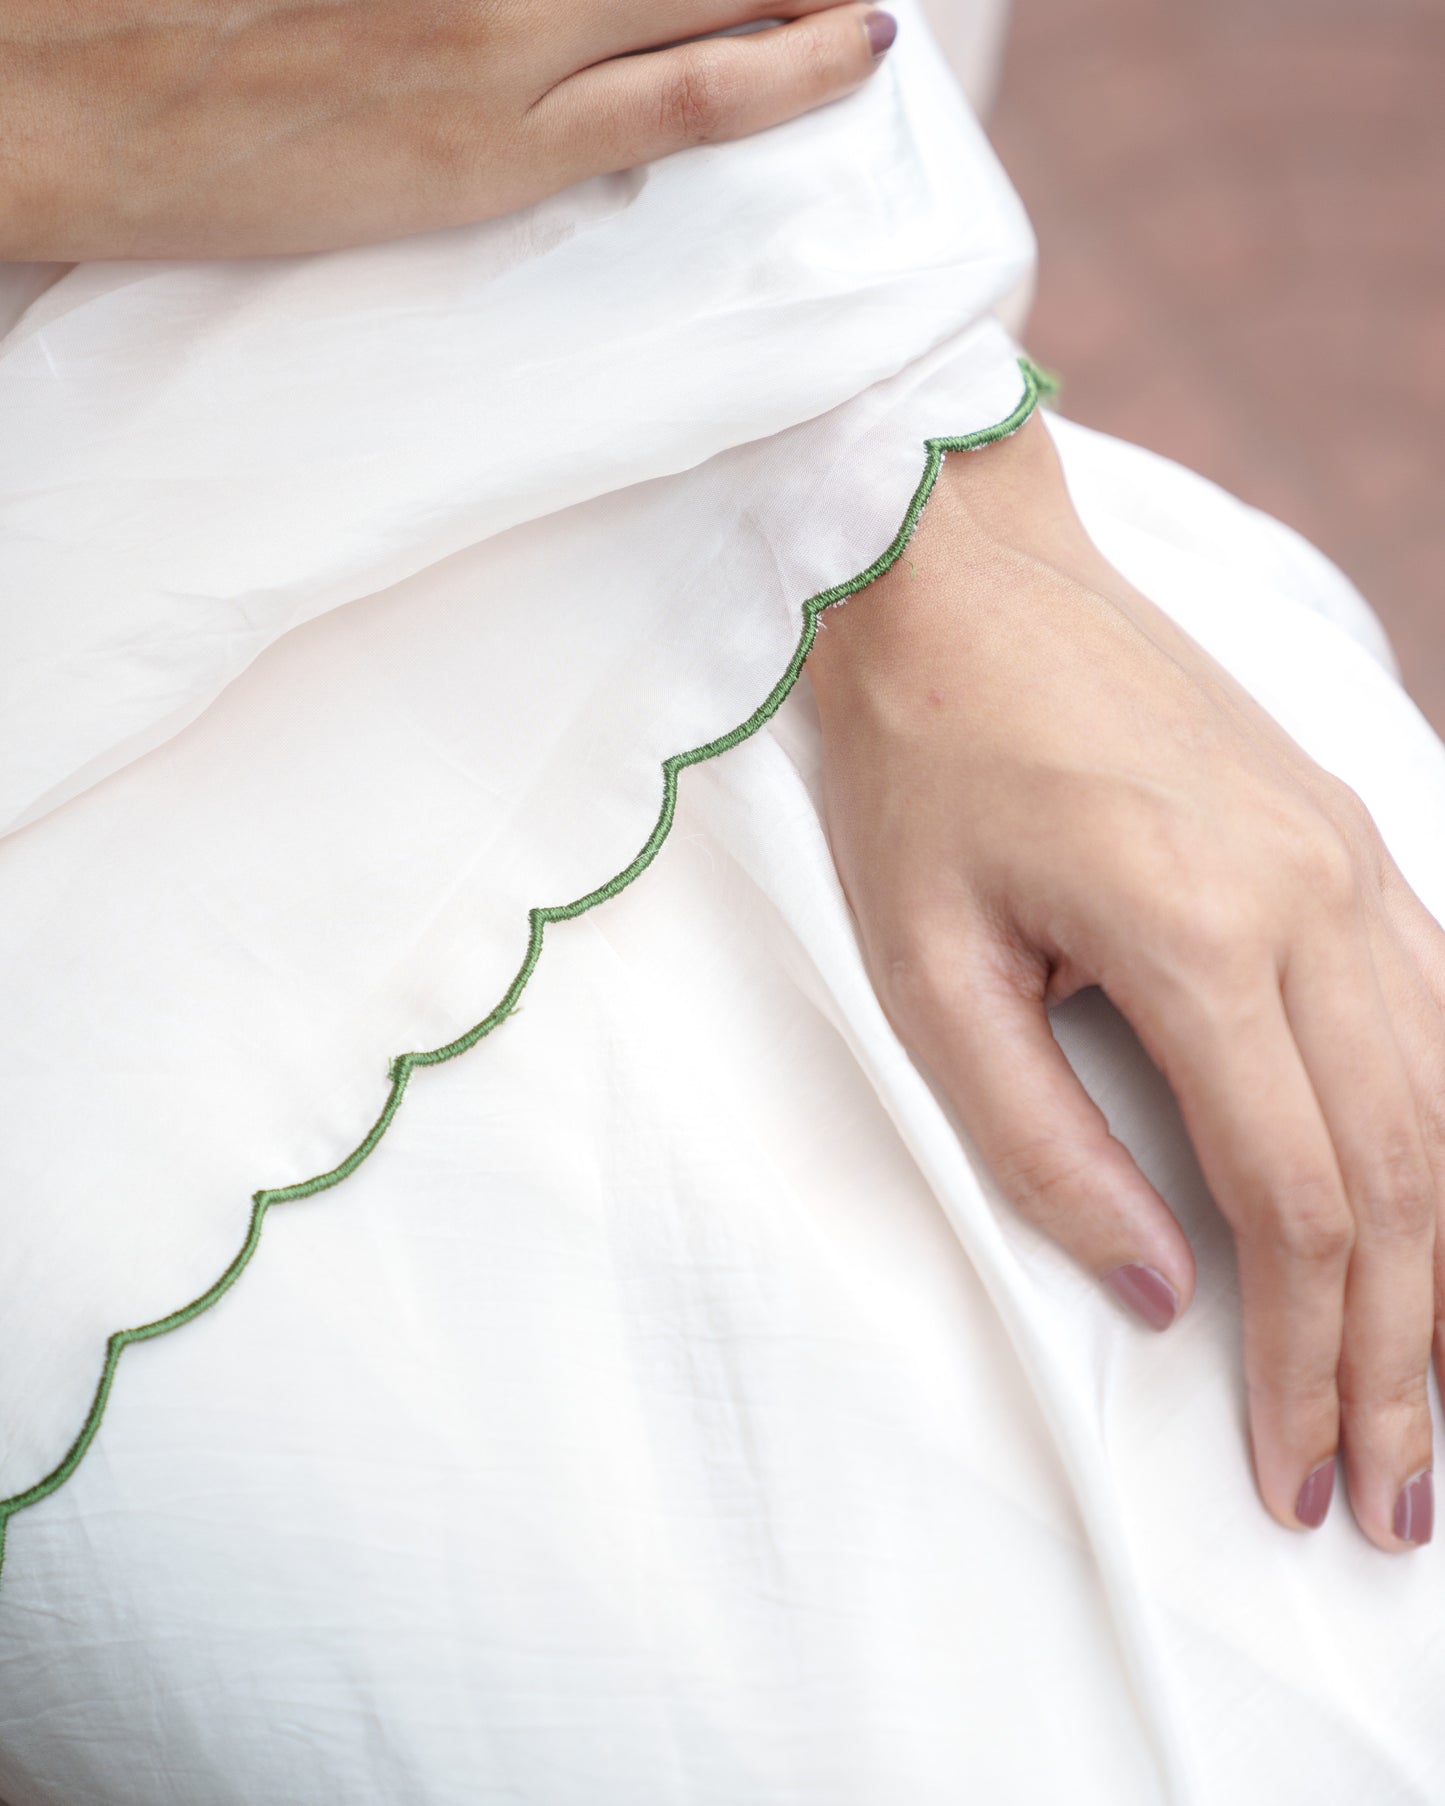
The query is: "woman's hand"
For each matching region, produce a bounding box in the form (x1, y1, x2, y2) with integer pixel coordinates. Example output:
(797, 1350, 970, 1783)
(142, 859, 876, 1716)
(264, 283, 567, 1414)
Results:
(808, 411, 1444, 1550)
(0, 0, 896, 260)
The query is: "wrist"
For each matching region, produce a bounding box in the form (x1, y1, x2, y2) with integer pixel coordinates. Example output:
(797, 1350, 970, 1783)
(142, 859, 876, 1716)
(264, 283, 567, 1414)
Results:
(806, 410, 1127, 723)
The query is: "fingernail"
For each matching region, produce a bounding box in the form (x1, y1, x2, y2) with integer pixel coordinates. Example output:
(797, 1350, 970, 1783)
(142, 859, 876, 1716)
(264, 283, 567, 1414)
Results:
(1393, 1470, 1434, 1546)
(1294, 1459, 1335, 1530)
(865, 10, 898, 58)
(1102, 1263, 1178, 1331)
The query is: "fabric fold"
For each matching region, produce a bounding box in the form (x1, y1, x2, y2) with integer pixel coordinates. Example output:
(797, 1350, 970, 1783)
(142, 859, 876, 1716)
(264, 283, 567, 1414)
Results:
(0, 330, 1039, 1530)
(0, 0, 1032, 837)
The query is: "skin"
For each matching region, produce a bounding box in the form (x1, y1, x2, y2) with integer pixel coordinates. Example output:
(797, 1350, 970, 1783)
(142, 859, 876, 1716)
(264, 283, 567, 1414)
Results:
(807, 412, 1445, 1550)
(0, 0, 893, 259)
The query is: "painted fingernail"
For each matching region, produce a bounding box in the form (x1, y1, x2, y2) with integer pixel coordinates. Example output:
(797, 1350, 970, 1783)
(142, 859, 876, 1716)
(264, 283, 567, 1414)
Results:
(1102, 1263, 1178, 1331)
(1393, 1471, 1434, 1546)
(865, 10, 898, 58)
(1294, 1459, 1335, 1530)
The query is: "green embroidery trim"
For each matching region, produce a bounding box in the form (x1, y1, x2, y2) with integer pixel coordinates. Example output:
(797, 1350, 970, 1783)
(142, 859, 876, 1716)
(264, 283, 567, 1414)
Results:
(0, 356, 1051, 1581)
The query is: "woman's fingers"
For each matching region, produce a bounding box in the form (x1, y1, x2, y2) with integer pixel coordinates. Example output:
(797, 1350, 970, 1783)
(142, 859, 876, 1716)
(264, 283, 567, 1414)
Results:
(570, 0, 877, 65)
(1366, 906, 1445, 1536)
(1282, 934, 1436, 1548)
(1120, 973, 1353, 1532)
(534, 5, 895, 175)
(808, 421, 1445, 1549)
(879, 937, 1197, 1328)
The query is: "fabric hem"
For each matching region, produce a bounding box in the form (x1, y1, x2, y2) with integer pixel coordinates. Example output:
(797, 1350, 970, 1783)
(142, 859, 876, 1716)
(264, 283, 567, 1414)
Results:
(0, 355, 1054, 1579)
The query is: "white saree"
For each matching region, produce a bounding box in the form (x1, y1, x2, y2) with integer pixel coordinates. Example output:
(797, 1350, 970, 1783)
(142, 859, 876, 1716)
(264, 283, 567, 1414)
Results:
(1, 4, 1443, 1801)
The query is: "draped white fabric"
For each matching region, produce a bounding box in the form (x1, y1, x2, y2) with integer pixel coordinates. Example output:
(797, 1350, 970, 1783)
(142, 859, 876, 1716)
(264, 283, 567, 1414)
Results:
(0, 0, 1032, 839)
(2, 5, 1444, 1802)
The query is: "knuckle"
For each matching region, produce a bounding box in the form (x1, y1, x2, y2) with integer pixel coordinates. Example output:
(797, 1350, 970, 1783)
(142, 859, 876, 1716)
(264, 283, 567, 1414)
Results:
(1109, 807, 1260, 964)
(876, 935, 960, 1035)
(1338, 1361, 1430, 1418)
(1355, 1135, 1436, 1240)
(659, 50, 733, 144)
(1304, 828, 1360, 908)
(1278, 1210, 1356, 1265)
(1273, 803, 1359, 908)
(1145, 890, 1270, 1007)
(877, 934, 941, 1004)
(990, 1134, 1094, 1228)
(1144, 885, 1245, 970)
(876, 919, 1009, 1028)
(1253, 1176, 1356, 1265)
(1318, 775, 1377, 843)
(414, 106, 478, 189)
(1307, 841, 1365, 917)
(1247, 1364, 1339, 1417)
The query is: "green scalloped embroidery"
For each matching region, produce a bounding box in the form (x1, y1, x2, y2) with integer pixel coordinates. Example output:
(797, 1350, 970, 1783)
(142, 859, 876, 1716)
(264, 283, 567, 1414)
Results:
(0, 357, 1053, 1580)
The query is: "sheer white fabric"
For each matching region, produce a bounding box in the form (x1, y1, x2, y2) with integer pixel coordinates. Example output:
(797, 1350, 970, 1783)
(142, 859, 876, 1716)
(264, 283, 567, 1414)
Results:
(1, 4, 1443, 1802)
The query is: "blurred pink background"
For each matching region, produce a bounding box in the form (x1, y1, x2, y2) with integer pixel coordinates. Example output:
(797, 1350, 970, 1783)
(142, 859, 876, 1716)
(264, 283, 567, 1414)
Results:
(988, 0, 1445, 734)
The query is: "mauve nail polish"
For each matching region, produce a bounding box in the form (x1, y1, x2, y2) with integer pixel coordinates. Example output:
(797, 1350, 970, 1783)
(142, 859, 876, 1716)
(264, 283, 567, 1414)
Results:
(866, 10, 898, 57)
(1102, 1263, 1178, 1331)
(1394, 1471, 1434, 1546)
(1294, 1460, 1334, 1530)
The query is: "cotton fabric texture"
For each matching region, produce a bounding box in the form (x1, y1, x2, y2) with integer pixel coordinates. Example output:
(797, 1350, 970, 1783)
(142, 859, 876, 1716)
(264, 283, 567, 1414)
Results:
(1, 4, 1443, 1802)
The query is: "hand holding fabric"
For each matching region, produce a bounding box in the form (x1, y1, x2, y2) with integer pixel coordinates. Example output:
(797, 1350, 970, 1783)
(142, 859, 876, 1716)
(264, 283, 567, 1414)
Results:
(0, 0, 895, 259)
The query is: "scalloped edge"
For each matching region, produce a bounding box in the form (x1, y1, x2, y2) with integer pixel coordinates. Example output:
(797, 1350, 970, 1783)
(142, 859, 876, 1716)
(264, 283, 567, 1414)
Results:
(0, 357, 1052, 1579)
